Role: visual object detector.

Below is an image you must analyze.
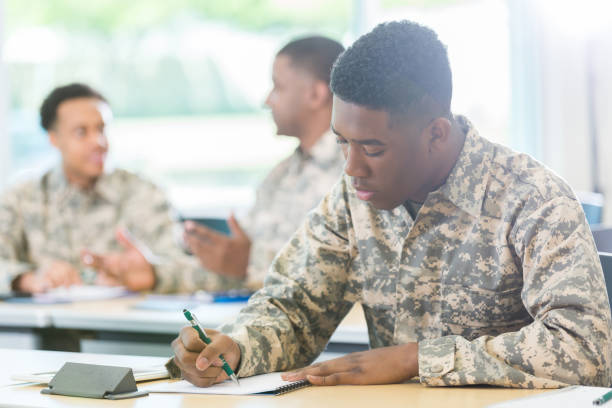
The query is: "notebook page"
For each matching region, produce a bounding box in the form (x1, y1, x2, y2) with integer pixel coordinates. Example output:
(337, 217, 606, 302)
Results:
(32, 285, 129, 303)
(143, 372, 301, 395)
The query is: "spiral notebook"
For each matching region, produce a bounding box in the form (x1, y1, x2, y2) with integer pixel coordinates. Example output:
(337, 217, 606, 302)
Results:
(142, 372, 310, 396)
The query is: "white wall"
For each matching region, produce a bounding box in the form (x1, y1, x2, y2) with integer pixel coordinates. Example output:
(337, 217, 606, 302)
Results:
(529, 3, 612, 222)
(592, 27, 612, 222)
(0, 0, 9, 192)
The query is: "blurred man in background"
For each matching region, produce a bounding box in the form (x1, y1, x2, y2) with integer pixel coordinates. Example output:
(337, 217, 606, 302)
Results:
(184, 36, 346, 289)
(0, 83, 213, 294)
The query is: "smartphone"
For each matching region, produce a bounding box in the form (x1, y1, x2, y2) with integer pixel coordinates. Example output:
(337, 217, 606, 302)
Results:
(182, 217, 230, 236)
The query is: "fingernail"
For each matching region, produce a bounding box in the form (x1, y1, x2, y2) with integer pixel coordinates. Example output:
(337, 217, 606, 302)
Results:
(82, 254, 93, 265)
(196, 357, 209, 370)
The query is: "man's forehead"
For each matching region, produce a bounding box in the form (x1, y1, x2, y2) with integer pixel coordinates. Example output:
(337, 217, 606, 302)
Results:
(57, 98, 112, 123)
(275, 54, 317, 82)
(332, 96, 390, 128)
(273, 54, 293, 73)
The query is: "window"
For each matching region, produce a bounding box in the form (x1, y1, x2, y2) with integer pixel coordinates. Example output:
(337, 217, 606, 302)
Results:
(2, 0, 351, 215)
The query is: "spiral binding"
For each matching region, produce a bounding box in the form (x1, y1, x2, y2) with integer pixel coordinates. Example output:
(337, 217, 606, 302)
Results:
(274, 379, 311, 395)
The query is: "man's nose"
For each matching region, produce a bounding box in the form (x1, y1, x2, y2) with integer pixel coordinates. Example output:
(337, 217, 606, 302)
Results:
(343, 145, 369, 179)
(95, 132, 108, 149)
(263, 91, 273, 109)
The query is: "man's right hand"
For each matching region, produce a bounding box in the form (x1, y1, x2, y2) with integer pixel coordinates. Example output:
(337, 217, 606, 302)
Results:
(16, 261, 82, 293)
(171, 326, 241, 387)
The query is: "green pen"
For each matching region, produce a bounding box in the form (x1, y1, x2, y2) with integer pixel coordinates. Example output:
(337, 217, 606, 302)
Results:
(594, 389, 612, 405)
(182, 309, 240, 386)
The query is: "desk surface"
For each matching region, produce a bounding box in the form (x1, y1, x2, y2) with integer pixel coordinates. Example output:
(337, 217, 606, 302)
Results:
(0, 349, 169, 387)
(0, 349, 548, 408)
(0, 296, 369, 344)
(0, 301, 51, 328)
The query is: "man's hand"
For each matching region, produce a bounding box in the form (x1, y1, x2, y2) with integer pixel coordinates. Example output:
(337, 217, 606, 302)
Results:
(281, 343, 419, 386)
(82, 229, 156, 291)
(171, 326, 241, 387)
(15, 261, 83, 293)
(183, 214, 251, 279)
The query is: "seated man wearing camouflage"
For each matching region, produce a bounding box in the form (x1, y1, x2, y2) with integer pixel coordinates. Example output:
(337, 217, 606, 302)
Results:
(0, 83, 214, 294)
(170, 21, 611, 388)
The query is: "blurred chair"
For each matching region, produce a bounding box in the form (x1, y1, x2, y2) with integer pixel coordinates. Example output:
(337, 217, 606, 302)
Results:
(598, 252, 612, 308)
(577, 191, 604, 225)
(592, 226, 612, 253)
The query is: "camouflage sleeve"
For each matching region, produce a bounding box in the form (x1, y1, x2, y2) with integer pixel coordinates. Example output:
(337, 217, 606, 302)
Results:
(419, 195, 612, 388)
(244, 238, 282, 290)
(218, 178, 355, 377)
(0, 187, 35, 294)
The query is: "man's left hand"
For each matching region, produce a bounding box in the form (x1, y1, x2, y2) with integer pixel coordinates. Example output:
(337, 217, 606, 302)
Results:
(82, 229, 156, 291)
(281, 343, 419, 386)
(184, 214, 251, 280)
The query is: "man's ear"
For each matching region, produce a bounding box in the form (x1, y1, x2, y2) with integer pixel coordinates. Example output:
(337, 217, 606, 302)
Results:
(48, 130, 59, 148)
(428, 117, 451, 152)
(308, 80, 331, 109)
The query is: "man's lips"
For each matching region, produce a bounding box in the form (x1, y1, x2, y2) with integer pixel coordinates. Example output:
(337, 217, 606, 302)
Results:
(88, 152, 106, 165)
(355, 188, 375, 201)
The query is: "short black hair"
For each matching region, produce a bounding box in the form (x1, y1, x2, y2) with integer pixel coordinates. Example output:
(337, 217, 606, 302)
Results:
(331, 21, 452, 117)
(278, 36, 345, 86)
(40, 83, 107, 131)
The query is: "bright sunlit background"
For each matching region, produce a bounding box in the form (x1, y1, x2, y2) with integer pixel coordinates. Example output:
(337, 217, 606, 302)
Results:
(0, 0, 611, 220)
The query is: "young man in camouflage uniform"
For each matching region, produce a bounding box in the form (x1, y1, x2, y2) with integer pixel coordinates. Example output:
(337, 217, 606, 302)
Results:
(171, 22, 612, 388)
(183, 36, 346, 289)
(0, 83, 213, 294)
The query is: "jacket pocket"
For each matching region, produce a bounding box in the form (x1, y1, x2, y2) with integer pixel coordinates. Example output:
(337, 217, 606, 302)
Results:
(440, 284, 532, 339)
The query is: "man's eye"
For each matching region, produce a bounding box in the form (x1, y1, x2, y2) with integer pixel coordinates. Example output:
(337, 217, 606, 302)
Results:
(363, 148, 384, 157)
(336, 138, 348, 145)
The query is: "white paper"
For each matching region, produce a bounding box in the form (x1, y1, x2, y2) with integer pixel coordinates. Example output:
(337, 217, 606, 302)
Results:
(487, 385, 612, 408)
(31, 285, 129, 304)
(143, 372, 303, 395)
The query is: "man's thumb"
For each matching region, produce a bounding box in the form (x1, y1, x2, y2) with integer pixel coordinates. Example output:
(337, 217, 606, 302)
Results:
(227, 214, 248, 240)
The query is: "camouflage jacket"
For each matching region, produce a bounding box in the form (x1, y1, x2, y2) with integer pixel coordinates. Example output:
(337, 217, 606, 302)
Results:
(220, 116, 612, 388)
(0, 167, 223, 294)
(240, 130, 345, 289)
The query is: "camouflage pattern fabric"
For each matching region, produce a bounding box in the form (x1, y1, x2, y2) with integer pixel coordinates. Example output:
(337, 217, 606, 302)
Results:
(240, 130, 345, 289)
(0, 166, 234, 294)
(219, 116, 612, 388)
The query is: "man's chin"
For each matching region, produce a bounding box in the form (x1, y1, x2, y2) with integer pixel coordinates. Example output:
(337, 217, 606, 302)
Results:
(275, 129, 297, 138)
(84, 166, 105, 179)
(369, 200, 392, 211)
(369, 198, 403, 211)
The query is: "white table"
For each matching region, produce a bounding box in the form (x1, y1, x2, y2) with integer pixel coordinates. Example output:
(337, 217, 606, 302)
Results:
(0, 297, 369, 356)
(0, 348, 168, 387)
(0, 349, 549, 408)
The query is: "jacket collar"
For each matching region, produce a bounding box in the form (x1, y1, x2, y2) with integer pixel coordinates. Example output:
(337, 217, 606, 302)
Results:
(432, 115, 491, 218)
(47, 165, 119, 206)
